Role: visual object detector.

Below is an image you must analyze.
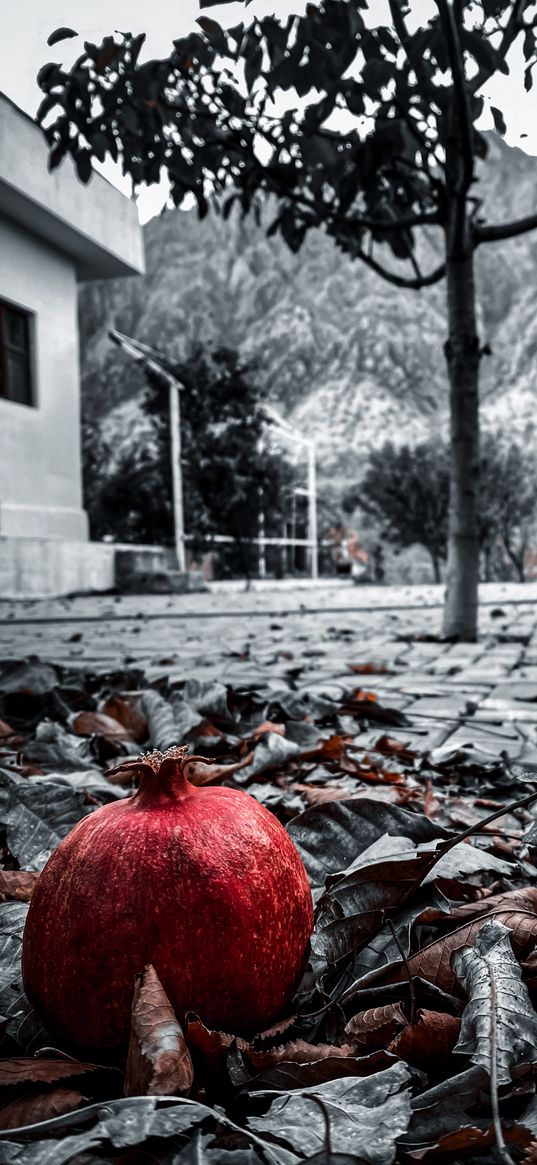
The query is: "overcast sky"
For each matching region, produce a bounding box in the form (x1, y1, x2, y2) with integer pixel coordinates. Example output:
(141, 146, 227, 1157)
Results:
(3, 0, 537, 222)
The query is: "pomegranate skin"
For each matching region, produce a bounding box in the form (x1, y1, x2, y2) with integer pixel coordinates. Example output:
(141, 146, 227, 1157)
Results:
(22, 749, 313, 1060)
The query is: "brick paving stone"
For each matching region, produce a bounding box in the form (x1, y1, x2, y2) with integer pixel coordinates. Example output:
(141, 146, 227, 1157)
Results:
(431, 723, 524, 762)
(3, 582, 537, 769)
(480, 680, 537, 700)
(403, 694, 478, 721)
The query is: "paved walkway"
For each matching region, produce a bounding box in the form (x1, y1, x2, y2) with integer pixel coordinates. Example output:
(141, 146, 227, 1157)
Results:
(2, 581, 537, 770)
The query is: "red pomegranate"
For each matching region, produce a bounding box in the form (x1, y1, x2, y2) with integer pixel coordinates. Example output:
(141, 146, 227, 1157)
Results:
(22, 747, 313, 1061)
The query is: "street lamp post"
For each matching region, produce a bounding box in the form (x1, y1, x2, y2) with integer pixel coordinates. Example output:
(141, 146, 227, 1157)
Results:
(307, 441, 318, 581)
(108, 329, 186, 573)
(263, 405, 318, 580)
(168, 378, 186, 572)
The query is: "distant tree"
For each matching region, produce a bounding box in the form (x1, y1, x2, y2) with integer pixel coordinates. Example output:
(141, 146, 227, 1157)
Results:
(84, 347, 293, 581)
(480, 436, 537, 581)
(344, 434, 537, 585)
(38, 1, 537, 638)
(83, 422, 172, 547)
(343, 441, 450, 583)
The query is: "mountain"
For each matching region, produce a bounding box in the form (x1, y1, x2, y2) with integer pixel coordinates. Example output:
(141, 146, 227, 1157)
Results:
(79, 132, 537, 491)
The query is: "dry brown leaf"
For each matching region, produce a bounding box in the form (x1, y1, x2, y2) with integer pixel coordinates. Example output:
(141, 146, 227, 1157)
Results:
(72, 711, 132, 741)
(387, 1010, 461, 1068)
(185, 1017, 249, 1077)
(100, 695, 148, 743)
(124, 965, 194, 1097)
(0, 721, 23, 747)
(185, 754, 254, 786)
(385, 909, 537, 995)
(345, 1003, 407, 1054)
(292, 783, 350, 806)
(248, 1040, 353, 1071)
(251, 721, 286, 740)
(349, 663, 391, 675)
(0, 1088, 86, 1130)
(440, 886, 537, 924)
(371, 735, 418, 763)
(0, 1057, 104, 1087)
(300, 734, 353, 764)
(405, 1121, 532, 1161)
(253, 1014, 299, 1045)
(0, 871, 39, 903)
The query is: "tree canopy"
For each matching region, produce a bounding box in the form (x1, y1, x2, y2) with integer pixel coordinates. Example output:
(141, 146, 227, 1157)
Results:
(84, 345, 293, 579)
(39, 1, 537, 267)
(345, 435, 537, 584)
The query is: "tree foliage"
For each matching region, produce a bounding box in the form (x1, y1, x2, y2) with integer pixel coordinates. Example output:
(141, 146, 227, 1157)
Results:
(84, 346, 293, 578)
(344, 441, 450, 583)
(344, 436, 537, 583)
(38, 1, 537, 269)
(480, 435, 537, 581)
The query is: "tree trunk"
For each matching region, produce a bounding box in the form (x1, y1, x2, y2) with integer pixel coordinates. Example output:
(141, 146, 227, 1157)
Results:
(441, 205, 481, 642)
(430, 551, 441, 585)
(503, 531, 526, 582)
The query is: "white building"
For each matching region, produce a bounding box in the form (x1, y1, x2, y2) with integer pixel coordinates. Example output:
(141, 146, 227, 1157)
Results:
(0, 92, 145, 597)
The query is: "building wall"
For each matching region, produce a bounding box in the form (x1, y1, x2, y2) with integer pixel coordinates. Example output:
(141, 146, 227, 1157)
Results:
(0, 215, 88, 541)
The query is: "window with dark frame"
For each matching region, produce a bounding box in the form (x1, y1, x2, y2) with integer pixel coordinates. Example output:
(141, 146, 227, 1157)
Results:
(0, 300, 34, 407)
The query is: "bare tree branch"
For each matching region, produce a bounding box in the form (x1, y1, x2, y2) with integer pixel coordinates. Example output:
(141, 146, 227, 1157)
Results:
(472, 0, 532, 93)
(354, 250, 446, 289)
(474, 210, 537, 243)
(388, 0, 438, 103)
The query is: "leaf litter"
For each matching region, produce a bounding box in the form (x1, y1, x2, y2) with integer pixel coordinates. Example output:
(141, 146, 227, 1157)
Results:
(1, 654, 537, 1159)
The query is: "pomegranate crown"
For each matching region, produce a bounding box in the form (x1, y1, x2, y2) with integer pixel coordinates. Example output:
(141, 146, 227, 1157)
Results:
(108, 745, 213, 786)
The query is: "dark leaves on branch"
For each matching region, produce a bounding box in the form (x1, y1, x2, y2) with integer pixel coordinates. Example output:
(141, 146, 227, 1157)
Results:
(46, 28, 78, 47)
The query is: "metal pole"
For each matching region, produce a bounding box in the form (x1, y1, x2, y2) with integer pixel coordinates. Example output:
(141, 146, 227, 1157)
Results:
(258, 508, 266, 578)
(169, 380, 186, 573)
(307, 441, 318, 580)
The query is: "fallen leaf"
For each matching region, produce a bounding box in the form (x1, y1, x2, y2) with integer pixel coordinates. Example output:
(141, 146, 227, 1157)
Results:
(344, 1004, 407, 1054)
(0, 902, 28, 1014)
(387, 1009, 461, 1068)
(288, 799, 448, 893)
(386, 909, 537, 995)
(349, 664, 391, 675)
(248, 1040, 353, 1072)
(0, 871, 39, 903)
(247, 1062, 412, 1163)
(72, 711, 131, 741)
(0, 771, 88, 869)
(232, 733, 301, 783)
(0, 721, 23, 747)
(251, 721, 286, 740)
(124, 965, 194, 1097)
(431, 885, 537, 923)
(0, 1087, 86, 1130)
(0, 1057, 106, 1086)
(247, 1051, 398, 1093)
(100, 695, 148, 743)
(453, 920, 537, 1085)
(0, 661, 58, 695)
(186, 1017, 249, 1079)
(404, 1121, 531, 1161)
(185, 755, 253, 787)
(141, 691, 180, 752)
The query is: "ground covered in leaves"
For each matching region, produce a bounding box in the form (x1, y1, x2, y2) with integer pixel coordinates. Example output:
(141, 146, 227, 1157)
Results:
(1, 645, 537, 1163)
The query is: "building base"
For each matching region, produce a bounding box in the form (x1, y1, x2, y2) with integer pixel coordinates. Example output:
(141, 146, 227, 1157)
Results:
(0, 537, 207, 599)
